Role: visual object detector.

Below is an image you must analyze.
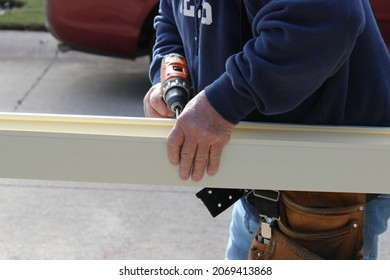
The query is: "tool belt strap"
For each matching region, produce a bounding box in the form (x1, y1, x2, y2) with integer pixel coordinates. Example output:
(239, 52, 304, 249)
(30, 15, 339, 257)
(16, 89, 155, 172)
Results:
(246, 189, 280, 219)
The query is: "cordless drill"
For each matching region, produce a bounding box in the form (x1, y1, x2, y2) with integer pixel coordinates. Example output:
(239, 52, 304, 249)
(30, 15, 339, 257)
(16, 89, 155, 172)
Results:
(160, 53, 190, 118)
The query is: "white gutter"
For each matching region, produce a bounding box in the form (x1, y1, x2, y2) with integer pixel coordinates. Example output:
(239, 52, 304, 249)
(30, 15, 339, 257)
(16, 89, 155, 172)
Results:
(0, 113, 389, 193)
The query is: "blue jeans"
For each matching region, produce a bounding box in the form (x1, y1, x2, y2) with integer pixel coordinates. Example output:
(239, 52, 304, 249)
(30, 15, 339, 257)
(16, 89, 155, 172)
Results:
(225, 194, 390, 260)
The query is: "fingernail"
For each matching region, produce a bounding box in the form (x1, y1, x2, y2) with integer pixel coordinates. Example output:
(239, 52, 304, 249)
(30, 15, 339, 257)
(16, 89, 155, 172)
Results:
(180, 172, 189, 181)
(192, 174, 202, 182)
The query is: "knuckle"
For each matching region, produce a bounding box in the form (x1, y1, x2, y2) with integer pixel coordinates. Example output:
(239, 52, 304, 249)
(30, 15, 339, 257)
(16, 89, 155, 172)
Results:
(209, 152, 219, 161)
(180, 151, 194, 160)
(195, 154, 208, 163)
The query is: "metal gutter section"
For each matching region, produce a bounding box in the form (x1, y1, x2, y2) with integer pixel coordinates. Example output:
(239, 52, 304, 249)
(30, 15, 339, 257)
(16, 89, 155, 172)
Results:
(0, 113, 389, 193)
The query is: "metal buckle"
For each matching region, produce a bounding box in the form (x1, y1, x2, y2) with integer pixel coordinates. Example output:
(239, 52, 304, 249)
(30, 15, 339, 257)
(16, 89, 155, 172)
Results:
(261, 217, 273, 239)
(257, 216, 273, 244)
(253, 190, 280, 202)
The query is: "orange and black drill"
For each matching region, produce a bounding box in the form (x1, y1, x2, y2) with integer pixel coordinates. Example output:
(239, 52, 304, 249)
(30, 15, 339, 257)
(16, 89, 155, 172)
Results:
(160, 53, 191, 118)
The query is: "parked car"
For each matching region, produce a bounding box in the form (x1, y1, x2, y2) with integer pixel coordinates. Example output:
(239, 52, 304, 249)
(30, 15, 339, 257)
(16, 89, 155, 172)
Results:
(44, 0, 159, 59)
(372, 0, 390, 51)
(45, 0, 390, 60)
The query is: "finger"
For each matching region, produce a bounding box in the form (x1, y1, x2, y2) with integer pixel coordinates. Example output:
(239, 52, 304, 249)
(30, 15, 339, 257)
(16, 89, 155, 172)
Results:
(167, 127, 184, 166)
(191, 144, 210, 182)
(178, 139, 198, 181)
(143, 93, 151, 117)
(207, 144, 224, 176)
(150, 91, 175, 118)
(144, 103, 166, 118)
(144, 102, 161, 118)
(144, 84, 175, 118)
(143, 86, 158, 117)
(145, 97, 172, 118)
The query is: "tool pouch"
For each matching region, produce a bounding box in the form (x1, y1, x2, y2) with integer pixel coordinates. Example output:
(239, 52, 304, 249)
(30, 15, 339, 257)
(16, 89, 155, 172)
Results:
(248, 191, 366, 260)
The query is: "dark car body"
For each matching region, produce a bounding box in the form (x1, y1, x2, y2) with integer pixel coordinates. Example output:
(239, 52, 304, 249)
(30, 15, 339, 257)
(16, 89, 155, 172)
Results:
(45, 0, 159, 59)
(372, 0, 390, 50)
(45, 0, 389, 59)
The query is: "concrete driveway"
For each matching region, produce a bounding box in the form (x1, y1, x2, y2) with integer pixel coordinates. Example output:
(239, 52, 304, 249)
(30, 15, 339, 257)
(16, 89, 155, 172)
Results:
(0, 30, 388, 259)
(0, 30, 232, 259)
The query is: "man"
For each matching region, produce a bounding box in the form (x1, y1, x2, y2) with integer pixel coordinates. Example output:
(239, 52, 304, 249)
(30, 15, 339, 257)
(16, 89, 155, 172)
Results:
(144, 0, 390, 259)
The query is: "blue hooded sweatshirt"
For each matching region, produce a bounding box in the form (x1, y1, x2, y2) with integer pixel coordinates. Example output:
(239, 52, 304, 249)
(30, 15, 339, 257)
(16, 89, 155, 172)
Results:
(150, 0, 390, 126)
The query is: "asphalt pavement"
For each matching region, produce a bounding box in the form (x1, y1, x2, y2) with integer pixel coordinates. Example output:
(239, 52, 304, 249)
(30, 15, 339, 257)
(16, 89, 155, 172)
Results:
(0, 30, 389, 260)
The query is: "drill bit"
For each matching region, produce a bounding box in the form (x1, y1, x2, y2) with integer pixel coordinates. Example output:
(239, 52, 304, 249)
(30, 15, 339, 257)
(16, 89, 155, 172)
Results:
(176, 108, 180, 119)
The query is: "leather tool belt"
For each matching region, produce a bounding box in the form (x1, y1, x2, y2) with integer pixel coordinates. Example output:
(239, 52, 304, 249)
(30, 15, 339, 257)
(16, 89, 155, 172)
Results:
(196, 188, 367, 259)
(247, 191, 366, 260)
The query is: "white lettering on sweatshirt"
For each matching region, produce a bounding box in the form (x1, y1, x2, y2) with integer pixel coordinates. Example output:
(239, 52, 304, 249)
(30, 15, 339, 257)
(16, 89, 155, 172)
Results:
(181, 0, 213, 25)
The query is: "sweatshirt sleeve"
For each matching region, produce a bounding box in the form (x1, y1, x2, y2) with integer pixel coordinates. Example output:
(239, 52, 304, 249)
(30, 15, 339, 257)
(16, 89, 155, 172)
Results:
(149, 0, 185, 85)
(205, 0, 365, 124)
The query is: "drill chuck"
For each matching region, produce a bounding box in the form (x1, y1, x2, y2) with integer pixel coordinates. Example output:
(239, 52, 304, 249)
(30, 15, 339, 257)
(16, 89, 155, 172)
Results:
(162, 77, 190, 114)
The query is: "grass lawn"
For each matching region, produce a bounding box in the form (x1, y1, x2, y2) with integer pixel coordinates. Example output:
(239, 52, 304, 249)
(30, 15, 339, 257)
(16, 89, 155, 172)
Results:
(0, 0, 45, 30)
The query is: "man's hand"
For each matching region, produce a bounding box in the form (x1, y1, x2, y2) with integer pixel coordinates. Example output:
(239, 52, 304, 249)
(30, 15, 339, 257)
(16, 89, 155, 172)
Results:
(144, 83, 175, 118)
(167, 90, 235, 182)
